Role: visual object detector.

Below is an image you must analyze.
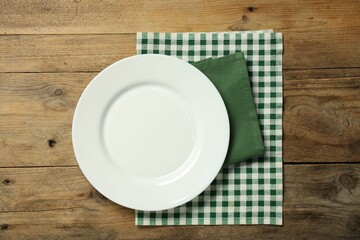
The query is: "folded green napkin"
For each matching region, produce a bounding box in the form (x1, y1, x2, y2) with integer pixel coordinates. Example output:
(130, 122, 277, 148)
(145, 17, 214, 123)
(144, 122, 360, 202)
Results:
(191, 52, 264, 165)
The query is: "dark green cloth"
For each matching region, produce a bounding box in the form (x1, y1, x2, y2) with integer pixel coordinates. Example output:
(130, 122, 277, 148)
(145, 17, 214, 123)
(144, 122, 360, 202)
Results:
(191, 52, 265, 165)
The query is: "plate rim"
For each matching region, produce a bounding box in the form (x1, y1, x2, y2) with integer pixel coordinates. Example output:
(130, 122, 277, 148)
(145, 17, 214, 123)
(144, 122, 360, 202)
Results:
(72, 54, 230, 211)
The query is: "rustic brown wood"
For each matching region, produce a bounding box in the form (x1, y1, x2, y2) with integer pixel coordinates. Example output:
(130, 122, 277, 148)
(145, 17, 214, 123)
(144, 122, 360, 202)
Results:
(284, 68, 360, 80)
(283, 77, 360, 163)
(0, 34, 135, 73)
(1, 1, 359, 70)
(0, 73, 91, 167)
(0, 0, 359, 35)
(1, 0, 360, 238)
(0, 164, 359, 239)
(1, 73, 359, 167)
(1, 32, 360, 74)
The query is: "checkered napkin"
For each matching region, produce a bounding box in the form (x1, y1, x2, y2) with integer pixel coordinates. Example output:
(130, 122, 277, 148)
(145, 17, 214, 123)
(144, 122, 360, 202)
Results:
(135, 31, 283, 225)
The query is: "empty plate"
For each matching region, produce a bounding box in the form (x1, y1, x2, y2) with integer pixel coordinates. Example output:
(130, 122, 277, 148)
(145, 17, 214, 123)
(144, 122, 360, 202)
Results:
(72, 54, 229, 211)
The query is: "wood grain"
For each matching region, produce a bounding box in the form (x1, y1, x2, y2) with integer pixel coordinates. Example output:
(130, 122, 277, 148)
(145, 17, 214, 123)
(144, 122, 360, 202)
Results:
(1, 0, 360, 238)
(284, 68, 360, 81)
(1, 32, 360, 74)
(0, 34, 134, 73)
(0, 73, 90, 167)
(0, 164, 359, 239)
(0, 0, 359, 70)
(284, 77, 360, 163)
(1, 73, 359, 167)
(0, 0, 359, 34)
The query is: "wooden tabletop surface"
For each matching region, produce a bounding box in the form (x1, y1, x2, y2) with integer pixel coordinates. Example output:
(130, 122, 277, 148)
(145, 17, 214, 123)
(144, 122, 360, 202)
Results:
(1, 1, 360, 239)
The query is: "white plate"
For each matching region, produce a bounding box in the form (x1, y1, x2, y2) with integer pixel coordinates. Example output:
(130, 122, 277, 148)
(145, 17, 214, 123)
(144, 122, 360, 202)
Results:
(72, 54, 229, 211)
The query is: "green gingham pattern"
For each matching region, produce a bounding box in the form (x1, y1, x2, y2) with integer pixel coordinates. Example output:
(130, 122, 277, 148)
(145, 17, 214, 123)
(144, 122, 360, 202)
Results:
(135, 31, 283, 225)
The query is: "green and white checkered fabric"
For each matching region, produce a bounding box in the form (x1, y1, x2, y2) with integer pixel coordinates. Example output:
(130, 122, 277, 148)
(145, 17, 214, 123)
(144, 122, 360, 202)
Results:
(135, 31, 283, 225)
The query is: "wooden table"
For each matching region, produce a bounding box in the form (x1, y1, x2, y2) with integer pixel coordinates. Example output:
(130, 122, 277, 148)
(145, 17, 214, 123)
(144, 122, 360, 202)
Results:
(1, 1, 359, 239)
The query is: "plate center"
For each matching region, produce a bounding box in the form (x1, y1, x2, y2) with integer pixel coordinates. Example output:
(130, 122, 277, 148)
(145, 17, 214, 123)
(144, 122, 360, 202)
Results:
(102, 84, 195, 178)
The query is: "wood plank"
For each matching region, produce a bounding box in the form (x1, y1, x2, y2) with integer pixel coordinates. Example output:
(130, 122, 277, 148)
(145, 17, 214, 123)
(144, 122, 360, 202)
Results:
(283, 77, 360, 163)
(1, 0, 359, 70)
(1, 32, 360, 74)
(1, 73, 359, 167)
(0, 164, 359, 239)
(0, 73, 92, 167)
(0, 34, 135, 73)
(0, 0, 359, 35)
(284, 68, 360, 81)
